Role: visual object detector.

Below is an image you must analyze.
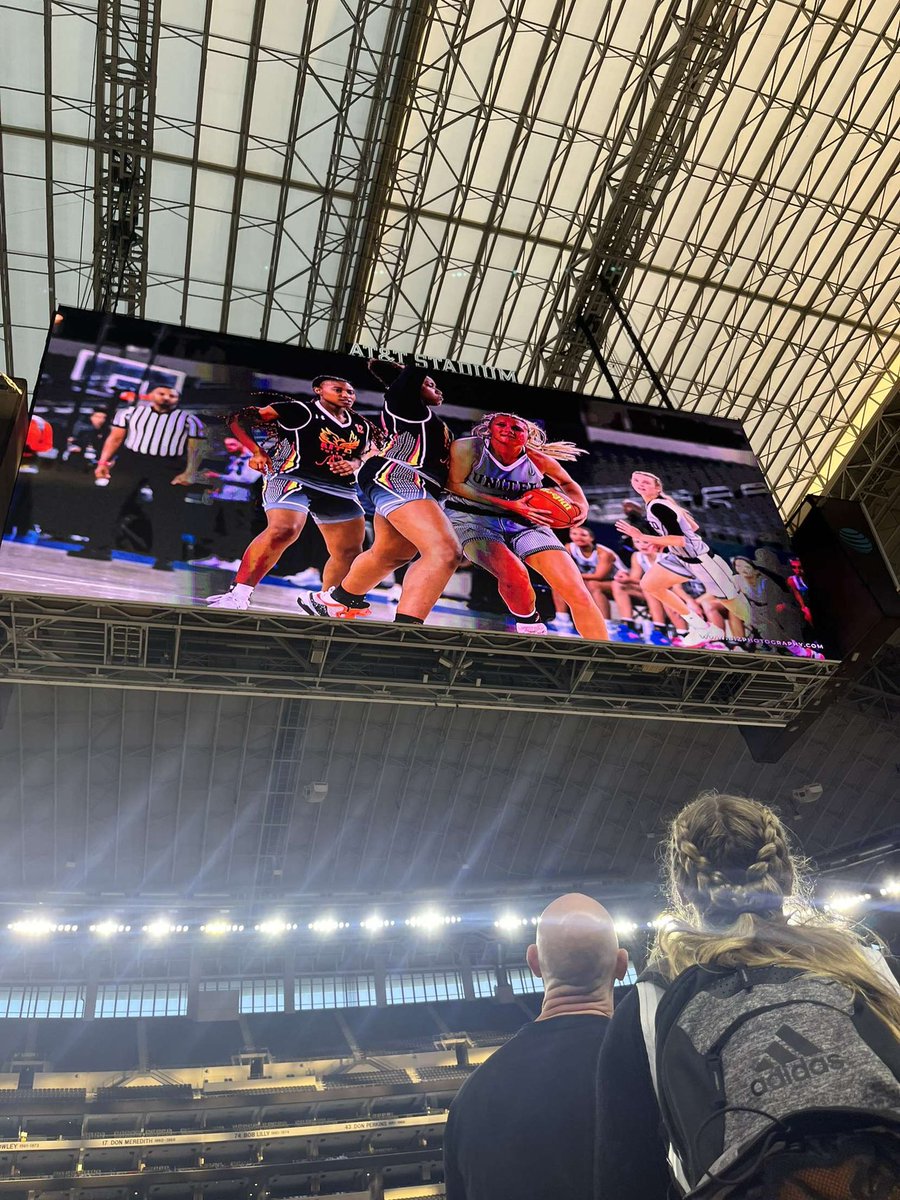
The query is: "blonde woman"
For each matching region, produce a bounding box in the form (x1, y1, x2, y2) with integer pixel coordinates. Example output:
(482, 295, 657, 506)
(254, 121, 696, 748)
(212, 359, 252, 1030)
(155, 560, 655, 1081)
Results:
(595, 792, 900, 1200)
(446, 412, 607, 639)
(615, 471, 749, 647)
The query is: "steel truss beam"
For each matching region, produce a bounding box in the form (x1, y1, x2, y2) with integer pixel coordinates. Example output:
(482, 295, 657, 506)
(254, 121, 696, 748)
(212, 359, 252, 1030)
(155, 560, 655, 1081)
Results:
(539, 0, 756, 389)
(824, 389, 900, 572)
(91, 0, 160, 313)
(0, 596, 835, 726)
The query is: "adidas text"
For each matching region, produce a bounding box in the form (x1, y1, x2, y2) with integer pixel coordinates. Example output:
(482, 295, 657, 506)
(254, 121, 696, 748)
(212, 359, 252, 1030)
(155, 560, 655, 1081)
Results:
(750, 1053, 844, 1097)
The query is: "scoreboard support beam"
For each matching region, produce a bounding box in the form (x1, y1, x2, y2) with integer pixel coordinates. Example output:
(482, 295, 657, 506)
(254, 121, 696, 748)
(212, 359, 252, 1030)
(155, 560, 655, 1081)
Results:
(539, 0, 757, 390)
(0, 596, 836, 728)
(91, 0, 160, 314)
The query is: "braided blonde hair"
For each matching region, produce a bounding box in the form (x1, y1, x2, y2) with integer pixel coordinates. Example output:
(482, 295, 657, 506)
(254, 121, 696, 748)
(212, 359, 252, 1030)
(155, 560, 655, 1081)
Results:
(650, 792, 900, 1039)
(472, 412, 587, 463)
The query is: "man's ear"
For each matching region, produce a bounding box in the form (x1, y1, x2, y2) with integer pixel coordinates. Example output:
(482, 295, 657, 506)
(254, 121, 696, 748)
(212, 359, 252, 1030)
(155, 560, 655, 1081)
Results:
(614, 947, 629, 982)
(525, 943, 542, 978)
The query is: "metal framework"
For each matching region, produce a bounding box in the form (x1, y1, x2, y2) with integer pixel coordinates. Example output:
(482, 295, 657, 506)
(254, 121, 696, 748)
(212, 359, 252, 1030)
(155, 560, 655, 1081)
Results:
(2, 1, 900, 518)
(539, 0, 757, 388)
(0, 595, 835, 726)
(824, 388, 900, 570)
(91, 0, 160, 313)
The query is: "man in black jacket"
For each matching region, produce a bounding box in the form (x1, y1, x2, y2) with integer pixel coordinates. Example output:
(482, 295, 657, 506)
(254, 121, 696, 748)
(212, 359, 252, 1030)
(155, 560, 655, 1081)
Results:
(443, 893, 629, 1200)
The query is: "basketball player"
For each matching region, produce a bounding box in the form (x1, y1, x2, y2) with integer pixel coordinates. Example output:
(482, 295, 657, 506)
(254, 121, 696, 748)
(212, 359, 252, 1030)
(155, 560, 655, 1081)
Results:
(445, 413, 607, 639)
(551, 526, 618, 626)
(298, 361, 458, 624)
(206, 377, 373, 610)
(610, 535, 678, 646)
(615, 471, 749, 647)
(733, 555, 804, 643)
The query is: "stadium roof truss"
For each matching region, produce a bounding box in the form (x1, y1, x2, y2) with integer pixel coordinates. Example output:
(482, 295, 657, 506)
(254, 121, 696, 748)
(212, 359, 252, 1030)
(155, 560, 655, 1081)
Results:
(1, 0, 899, 526)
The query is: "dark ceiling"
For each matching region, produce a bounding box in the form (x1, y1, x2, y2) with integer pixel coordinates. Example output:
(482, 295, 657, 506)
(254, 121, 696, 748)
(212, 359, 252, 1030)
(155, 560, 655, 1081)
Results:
(1, 681, 897, 919)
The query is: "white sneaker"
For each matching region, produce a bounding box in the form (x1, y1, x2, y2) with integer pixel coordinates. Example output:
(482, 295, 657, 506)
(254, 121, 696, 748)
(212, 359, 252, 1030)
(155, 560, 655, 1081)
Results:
(515, 620, 548, 634)
(206, 588, 252, 610)
(283, 567, 322, 588)
(680, 618, 720, 647)
(297, 588, 370, 619)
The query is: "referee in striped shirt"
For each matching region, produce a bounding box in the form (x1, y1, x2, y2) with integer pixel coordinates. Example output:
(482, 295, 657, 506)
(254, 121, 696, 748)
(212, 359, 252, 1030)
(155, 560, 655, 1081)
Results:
(69, 386, 205, 570)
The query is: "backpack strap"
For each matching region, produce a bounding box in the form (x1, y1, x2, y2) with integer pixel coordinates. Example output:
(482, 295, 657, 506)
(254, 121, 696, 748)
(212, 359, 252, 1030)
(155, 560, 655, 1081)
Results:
(636, 978, 664, 1096)
(636, 978, 692, 1195)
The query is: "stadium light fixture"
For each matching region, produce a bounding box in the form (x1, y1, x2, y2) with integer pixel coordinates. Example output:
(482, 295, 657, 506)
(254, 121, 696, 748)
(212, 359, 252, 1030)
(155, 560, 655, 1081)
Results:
(8, 918, 60, 936)
(201, 921, 243, 935)
(406, 909, 457, 932)
(494, 912, 527, 932)
(880, 879, 900, 899)
(308, 916, 349, 934)
(825, 891, 871, 914)
(89, 921, 130, 936)
(361, 914, 394, 933)
(614, 918, 638, 937)
(255, 918, 297, 935)
(650, 913, 676, 932)
(143, 919, 188, 937)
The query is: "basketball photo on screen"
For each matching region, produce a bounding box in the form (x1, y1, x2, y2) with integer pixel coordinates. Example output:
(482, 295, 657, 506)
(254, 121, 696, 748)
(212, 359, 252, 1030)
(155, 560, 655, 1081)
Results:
(0, 308, 824, 658)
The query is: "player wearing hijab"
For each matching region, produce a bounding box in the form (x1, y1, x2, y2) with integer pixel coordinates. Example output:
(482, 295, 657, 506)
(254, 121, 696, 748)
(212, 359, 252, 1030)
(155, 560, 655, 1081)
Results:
(615, 471, 749, 647)
(446, 413, 607, 639)
(206, 376, 373, 609)
(298, 361, 458, 624)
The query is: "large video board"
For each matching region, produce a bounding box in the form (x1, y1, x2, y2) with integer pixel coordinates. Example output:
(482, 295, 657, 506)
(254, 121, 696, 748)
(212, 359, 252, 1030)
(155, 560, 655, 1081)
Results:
(0, 308, 823, 658)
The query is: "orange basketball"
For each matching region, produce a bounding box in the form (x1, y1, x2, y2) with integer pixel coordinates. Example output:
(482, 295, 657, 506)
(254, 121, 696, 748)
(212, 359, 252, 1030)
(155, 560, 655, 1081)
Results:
(519, 487, 579, 528)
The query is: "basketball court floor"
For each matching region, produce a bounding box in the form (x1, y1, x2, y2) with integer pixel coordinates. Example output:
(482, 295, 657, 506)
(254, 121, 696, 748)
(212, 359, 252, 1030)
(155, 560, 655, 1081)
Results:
(0, 541, 582, 636)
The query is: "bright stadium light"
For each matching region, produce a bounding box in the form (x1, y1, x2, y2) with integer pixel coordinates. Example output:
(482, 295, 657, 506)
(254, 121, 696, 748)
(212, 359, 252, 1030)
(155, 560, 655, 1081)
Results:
(825, 891, 870, 914)
(494, 912, 527, 932)
(614, 918, 638, 937)
(201, 921, 243, 935)
(90, 921, 130, 936)
(880, 879, 900, 899)
(361, 914, 393, 933)
(309, 916, 349, 934)
(8, 918, 57, 936)
(255, 918, 297, 935)
(143, 919, 179, 938)
(406, 909, 454, 932)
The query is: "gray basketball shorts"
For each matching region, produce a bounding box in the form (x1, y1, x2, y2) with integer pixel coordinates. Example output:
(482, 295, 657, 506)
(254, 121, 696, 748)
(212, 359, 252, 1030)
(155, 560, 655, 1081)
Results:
(447, 509, 565, 560)
(657, 549, 739, 600)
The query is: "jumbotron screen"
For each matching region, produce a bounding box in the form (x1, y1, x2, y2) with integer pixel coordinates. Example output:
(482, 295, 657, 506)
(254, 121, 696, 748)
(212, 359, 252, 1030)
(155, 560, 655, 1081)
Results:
(1, 308, 823, 658)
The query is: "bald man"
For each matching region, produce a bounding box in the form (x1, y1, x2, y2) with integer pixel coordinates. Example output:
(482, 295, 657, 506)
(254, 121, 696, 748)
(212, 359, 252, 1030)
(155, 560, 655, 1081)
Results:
(443, 894, 628, 1200)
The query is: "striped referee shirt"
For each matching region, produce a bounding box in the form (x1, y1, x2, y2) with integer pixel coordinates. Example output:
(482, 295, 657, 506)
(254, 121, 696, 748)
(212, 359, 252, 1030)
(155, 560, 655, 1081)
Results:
(112, 404, 205, 457)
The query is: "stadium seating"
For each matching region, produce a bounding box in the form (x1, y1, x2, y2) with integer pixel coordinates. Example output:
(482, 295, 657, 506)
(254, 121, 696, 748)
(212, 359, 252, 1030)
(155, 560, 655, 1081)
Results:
(146, 1019, 244, 1068)
(586, 445, 784, 543)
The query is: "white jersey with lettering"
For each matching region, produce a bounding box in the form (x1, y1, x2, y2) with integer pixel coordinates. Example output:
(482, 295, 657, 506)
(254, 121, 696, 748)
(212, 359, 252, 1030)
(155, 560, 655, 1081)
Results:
(447, 437, 543, 520)
(643, 495, 739, 600)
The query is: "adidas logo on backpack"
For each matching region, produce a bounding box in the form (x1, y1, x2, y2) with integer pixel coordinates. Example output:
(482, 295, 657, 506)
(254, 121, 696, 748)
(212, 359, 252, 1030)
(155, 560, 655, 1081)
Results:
(750, 1024, 845, 1096)
(637, 962, 900, 1197)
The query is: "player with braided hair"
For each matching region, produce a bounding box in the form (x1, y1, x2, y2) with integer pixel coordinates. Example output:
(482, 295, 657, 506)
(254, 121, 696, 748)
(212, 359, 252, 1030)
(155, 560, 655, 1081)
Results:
(468, 412, 585, 462)
(207, 377, 374, 610)
(596, 792, 900, 1200)
(299, 360, 458, 625)
(446, 412, 607, 639)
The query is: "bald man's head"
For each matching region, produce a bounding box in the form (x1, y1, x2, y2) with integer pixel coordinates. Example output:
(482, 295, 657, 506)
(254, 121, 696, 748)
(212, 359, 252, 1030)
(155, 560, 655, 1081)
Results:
(526, 894, 626, 996)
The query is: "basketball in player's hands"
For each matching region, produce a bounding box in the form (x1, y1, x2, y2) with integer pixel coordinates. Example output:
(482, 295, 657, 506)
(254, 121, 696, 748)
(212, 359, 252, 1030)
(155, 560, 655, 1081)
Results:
(519, 487, 580, 529)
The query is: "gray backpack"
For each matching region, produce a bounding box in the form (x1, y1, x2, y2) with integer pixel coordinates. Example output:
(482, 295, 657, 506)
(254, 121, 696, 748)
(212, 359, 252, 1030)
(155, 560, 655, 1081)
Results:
(637, 962, 900, 1197)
